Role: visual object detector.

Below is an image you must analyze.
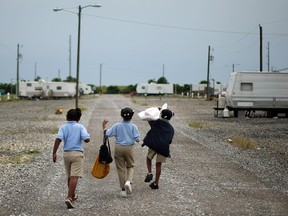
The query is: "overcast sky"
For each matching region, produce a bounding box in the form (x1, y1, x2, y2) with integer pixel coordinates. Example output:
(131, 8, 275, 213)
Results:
(1, 0, 288, 86)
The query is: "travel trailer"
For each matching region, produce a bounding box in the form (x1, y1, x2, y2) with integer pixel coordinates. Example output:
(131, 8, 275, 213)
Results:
(192, 83, 226, 97)
(80, 84, 93, 95)
(45, 82, 76, 98)
(136, 83, 173, 95)
(19, 81, 44, 98)
(225, 71, 288, 117)
(19, 80, 82, 99)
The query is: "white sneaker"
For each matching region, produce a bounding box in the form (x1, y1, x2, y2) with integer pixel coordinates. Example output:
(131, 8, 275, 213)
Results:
(125, 181, 132, 194)
(120, 191, 127, 197)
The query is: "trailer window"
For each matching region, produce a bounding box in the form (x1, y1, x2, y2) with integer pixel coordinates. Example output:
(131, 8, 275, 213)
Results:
(56, 86, 62, 90)
(240, 82, 253, 91)
(27, 83, 32, 87)
(35, 87, 42, 91)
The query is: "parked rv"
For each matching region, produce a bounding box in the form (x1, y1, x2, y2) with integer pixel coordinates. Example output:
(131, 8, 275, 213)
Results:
(80, 84, 93, 95)
(224, 71, 288, 117)
(136, 83, 174, 95)
(45, 82, 76, 98)
(19, 80, 81, 99)
(19, 81, 44, 99)
(192, 83, 226, 98)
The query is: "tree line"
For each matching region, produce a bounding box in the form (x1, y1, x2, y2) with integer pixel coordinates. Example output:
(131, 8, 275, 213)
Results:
(0, 75, 216, 95)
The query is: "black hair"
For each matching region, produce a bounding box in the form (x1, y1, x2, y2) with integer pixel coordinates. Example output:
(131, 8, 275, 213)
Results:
(121, 107, 134, 121)
(76, 108, 82, 121)
(161, 109, 173, 120)
(66, 109, 79, 121)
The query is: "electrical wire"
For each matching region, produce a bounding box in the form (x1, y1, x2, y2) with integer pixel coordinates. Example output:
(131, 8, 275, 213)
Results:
(83, 13, 288, 36)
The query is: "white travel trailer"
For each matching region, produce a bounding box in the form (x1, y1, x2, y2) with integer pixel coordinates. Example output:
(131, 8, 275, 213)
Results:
(192, 83, 226, 97)
(19, 81, 44, 98)
(45, 82, 76, 98)
(80, 84, 93, 95)
(225, 71, 288, 117)
(136, 83, 173, 95)
(19, 80, 76, 99)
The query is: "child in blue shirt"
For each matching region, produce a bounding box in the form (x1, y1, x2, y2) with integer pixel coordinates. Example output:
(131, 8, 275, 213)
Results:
(102, 107, 140, 197)
(53, 108, 90, 208)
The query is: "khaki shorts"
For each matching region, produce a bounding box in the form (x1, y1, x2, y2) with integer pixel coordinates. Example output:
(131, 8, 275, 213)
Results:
(63, 151, 84, 177)
(147, 148, 166, 163)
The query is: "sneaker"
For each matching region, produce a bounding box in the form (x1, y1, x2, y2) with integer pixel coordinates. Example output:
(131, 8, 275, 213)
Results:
(149, 182, 159, 190)
(144, 173, 153, 182)
(120, 191, 127, 197)
(124, 181, 132, 194)
(72, 194, 78, 202)
(65, 197, 74, 209)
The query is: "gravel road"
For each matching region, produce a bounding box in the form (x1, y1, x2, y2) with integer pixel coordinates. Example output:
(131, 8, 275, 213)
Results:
(0, 94, 287, 216)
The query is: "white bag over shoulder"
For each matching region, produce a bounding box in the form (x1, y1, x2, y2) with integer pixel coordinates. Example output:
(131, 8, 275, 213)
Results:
(138, 103, 168, 121)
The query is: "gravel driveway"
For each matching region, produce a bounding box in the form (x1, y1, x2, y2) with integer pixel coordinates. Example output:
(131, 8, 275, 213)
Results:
(0, 95, 287, 215)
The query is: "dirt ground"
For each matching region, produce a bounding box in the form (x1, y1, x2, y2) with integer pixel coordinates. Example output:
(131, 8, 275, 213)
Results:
(0, 94, 287, 216)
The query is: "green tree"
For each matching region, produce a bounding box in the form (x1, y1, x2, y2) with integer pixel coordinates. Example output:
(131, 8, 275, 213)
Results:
(51, 77, 61, 82)
(0, 83, 15, 94)
(64, 76, 76, 82)
(34, 76, 42, 81)
(199, 80, 208, 84)
(106, 85, 120, 94)
(148, 79, 156, 84)
(120, 84, 136, 94)
(157, 76, 168, 84)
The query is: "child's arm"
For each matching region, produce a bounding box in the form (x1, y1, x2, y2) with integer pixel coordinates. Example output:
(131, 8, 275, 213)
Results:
(52, 138, 61, 163)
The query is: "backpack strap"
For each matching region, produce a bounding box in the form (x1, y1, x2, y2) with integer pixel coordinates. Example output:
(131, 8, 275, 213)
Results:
(103, 135, 112, 155)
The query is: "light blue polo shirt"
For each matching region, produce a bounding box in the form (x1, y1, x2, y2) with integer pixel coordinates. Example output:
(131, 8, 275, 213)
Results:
(105, 121, 140, 146)
(57, 121, 90, 152)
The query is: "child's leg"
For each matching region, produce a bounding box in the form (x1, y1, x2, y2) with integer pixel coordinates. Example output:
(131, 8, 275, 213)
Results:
(68, 176, 79, 198)
(146, 157, 152, 173)
(125, 146, 135, 182)
(64, 151, 84, 199)
(155, 162, 162, 184)
(146, 148, 156, 174)
(114, 145, 126, 190)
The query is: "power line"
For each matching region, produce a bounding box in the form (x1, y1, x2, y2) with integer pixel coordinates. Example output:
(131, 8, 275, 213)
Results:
(84, 13, 288, 36)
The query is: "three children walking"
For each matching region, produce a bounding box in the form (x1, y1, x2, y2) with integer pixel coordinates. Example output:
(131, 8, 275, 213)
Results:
(53, 105, 174, 208)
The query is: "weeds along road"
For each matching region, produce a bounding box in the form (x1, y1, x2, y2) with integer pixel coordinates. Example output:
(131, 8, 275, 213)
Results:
(0, 94, 287, 215)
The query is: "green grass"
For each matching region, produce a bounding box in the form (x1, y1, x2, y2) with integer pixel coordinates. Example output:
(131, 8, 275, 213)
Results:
(230, 135, 257, 149)
(189, 121, 206, 128)
(51, 126, 59, 134)
(0, 149, 40, 164)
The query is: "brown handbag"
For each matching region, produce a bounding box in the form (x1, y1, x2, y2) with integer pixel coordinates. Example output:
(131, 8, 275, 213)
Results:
(91, 154, 110, 179)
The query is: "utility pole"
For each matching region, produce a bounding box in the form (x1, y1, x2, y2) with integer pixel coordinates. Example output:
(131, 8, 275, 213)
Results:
(267, 42, 270, 72)
(99, 63, 102, 95)
(259, 24, 263, 72)
(34, 62, 37, 80)
(206, 45, 210, 99)
(16, 44, 20, 98)
(69, 34, 72, 77)
(162, 64, 165, 77)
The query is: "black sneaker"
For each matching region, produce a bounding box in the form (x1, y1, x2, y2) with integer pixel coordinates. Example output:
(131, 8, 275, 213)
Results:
(149, 182, 159, 189)
(144, 173, 153, 182)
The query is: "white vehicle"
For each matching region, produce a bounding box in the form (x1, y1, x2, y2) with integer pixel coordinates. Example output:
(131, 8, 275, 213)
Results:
(45, 82, 76, 98)
(19, 81, 44, 98)
(136, 83, 173, 95)
(225, 71, 288, 117)
(19, 80, 76, 99)
(80, 84, 93, 95)
(192, 83, 226, 97)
